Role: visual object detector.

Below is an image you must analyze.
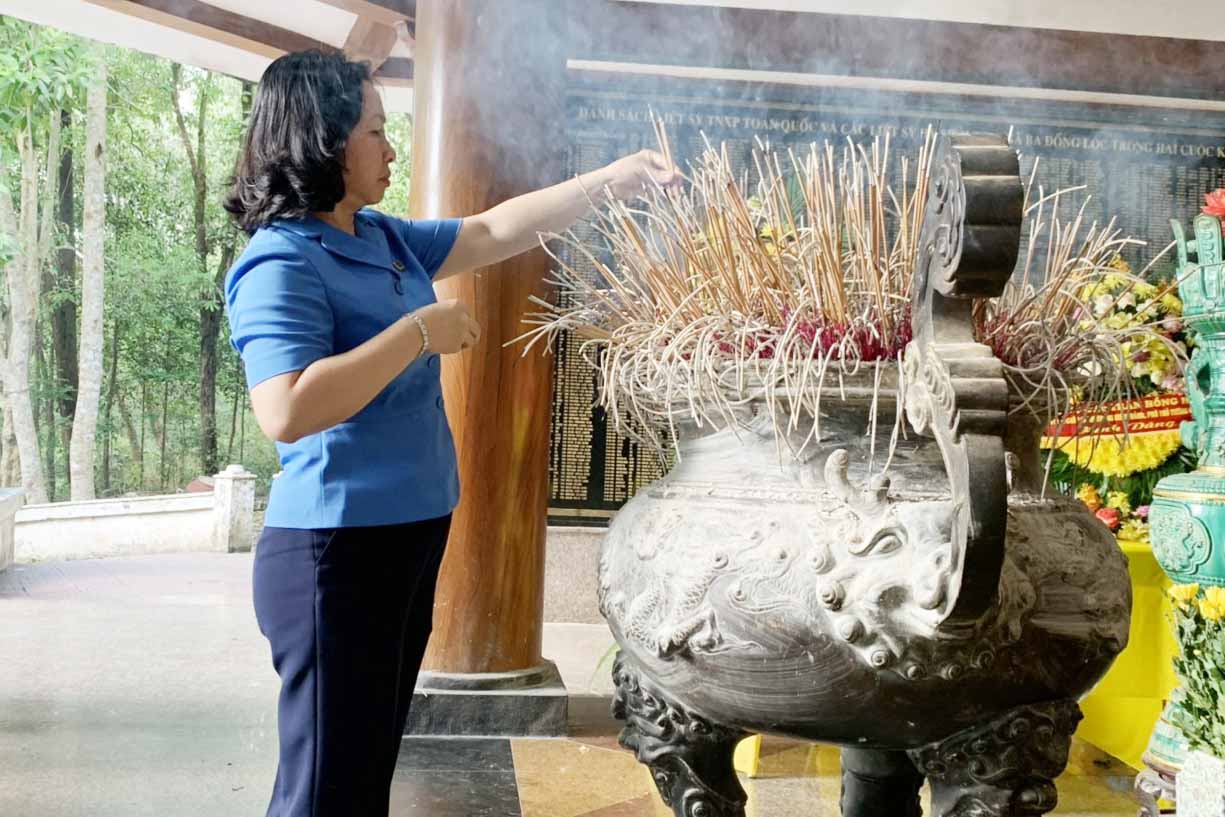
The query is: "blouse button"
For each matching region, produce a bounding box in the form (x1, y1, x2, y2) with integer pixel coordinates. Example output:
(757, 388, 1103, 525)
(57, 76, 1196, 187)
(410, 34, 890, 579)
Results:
(392, 260, 406, 272)
(435, 396, 444, 409)
(427, 355, 438, 370)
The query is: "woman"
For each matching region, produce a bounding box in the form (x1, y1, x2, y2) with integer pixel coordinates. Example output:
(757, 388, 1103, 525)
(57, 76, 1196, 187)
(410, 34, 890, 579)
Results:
(223, 50, 676, 817)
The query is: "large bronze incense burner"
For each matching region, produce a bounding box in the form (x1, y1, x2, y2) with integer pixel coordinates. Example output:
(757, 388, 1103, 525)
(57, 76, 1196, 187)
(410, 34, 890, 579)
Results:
(600, 134, 1132, 817)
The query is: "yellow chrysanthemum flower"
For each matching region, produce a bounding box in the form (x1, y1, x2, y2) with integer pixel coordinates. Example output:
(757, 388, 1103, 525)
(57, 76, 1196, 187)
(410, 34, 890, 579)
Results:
(1197, 595, 1225, 622)
(1080, 274, 1122, 302)
(1134, 280, 1158, 300)
(1117, 518, 1149, 543)
(1134, 341, 1180, 386)
(758, 224, 797, 258)
(1160, 292, 1183, 315)
(1106, 492, 1132, 514)
(1135, 302, 1161, 323)
(1169, 584, 1201, 606)
(1075, 483, 1103, 511)
(1204, 586, 1225, 608)
(1081, 267, 1161, 306)
(1047, 430, 1183, 477)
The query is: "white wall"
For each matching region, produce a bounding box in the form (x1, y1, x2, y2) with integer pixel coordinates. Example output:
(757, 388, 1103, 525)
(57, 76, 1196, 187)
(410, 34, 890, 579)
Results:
(16, 493, 218, 562)
(13, 466, 256, 563)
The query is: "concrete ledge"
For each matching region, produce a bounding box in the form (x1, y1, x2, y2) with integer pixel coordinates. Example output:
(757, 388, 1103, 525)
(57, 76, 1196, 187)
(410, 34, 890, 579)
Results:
(17, 492, 214, 521)
(15, 465, 256, 562)
(17, 494, 217, 562)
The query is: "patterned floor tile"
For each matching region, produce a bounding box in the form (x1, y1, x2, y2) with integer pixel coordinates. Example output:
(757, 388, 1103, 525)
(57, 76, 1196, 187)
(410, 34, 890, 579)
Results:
(512, 737, 660, 817)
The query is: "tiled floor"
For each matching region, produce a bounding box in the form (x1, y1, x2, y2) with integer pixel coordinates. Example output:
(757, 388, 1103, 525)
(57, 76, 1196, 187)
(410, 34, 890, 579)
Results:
(0, 555, 1141, 816)
(387, 733, 1139, 817)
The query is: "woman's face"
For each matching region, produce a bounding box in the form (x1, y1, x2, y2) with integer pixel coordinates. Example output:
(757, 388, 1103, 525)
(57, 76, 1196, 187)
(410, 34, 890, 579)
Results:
(342, 83, 396, 208)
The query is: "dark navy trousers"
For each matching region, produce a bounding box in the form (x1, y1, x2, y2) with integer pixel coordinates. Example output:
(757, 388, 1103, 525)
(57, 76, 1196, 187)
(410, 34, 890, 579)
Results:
(252, 515, 451, 817)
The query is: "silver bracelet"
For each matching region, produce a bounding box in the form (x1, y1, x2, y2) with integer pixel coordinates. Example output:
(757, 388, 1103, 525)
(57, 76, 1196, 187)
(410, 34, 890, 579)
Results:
(407, 312, 430, 362)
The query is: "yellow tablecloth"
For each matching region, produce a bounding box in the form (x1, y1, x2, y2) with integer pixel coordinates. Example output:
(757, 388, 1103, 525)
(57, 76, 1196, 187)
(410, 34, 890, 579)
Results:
(733, 538, 1178, 777)
(1077, 537, 1179, 770)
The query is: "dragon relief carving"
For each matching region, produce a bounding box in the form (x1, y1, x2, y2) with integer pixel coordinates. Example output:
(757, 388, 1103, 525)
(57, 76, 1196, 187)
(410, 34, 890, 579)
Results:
(600, 509, 753, 660)
(599, 442, 1045, 680)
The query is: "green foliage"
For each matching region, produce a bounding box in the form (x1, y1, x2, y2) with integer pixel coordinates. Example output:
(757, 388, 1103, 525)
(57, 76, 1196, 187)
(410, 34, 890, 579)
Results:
(0, 228, 16, 267)
(1170, 589, 1225, 758)
(0, 18, 92, 146)
(1, 20, 417, 501)
(379, 111, 414, 217)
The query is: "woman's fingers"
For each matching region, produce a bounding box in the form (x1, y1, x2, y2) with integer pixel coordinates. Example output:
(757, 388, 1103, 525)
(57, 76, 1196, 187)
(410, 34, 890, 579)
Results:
(641, 151, 679, 188)
(457, 319, 481, 350)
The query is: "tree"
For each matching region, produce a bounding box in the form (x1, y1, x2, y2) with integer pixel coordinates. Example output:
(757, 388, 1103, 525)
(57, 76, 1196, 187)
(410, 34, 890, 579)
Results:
(170, 63, 234, 478)
(53, 107, 79, 470)
(0, 20, 89, 501)
(68, 51, 106, 500)
(0, 118, 52, 503)
(5, 26, 408, 502)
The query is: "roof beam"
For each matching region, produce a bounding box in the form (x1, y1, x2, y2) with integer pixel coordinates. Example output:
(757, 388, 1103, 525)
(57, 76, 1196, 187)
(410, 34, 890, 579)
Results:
(344, 17, 398, 71)
(575, 0, 1225, 101)
(87, 0, 320, 56)
(311, 0, 415, 26)
(85, 0, 413, 83)
(377, 58, 414, 80)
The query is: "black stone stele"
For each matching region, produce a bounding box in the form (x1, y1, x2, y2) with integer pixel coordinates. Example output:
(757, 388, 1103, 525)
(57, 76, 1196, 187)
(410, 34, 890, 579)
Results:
(599, 133, 1132, 817)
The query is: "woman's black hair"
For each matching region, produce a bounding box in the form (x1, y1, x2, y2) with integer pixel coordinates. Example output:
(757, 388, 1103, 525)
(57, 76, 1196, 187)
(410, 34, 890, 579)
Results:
(224, 49, 372, 233)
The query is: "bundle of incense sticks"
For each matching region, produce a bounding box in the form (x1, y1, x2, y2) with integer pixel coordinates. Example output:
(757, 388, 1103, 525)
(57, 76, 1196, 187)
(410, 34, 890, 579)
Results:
(516, 122, 1184, 459)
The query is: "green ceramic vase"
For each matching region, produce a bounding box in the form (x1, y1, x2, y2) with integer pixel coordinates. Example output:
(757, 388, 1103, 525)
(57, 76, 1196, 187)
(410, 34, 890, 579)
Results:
(1150, 214, 1225, 588)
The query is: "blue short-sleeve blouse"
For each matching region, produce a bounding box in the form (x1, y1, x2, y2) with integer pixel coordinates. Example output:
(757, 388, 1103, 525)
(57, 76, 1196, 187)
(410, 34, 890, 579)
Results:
(225, 208, 463, 529)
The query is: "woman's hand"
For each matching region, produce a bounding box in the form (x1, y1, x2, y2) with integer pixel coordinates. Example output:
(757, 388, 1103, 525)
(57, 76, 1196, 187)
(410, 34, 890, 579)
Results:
(433, 150, 681, 280)
(250, 301, 480, 443)
(413, 299, 481, 354)
(601, 150, 681, 201)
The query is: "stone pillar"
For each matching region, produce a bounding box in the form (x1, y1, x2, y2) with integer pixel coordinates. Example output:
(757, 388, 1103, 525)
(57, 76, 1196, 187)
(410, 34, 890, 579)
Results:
(406, 0, 568, 736)
(0, 489, 25, 572)
(212, 465, 256, 554)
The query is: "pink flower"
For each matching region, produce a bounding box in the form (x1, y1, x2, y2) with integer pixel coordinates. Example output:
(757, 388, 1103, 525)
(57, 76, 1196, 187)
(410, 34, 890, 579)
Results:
(1135, 505, 1150, 520)
(1204, 188, 1225, 218)
(1095, 507, 1121, 531)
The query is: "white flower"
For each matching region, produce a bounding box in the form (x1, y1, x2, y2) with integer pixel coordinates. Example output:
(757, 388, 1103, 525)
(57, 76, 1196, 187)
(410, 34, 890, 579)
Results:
(1093, 294, 1115, 317)
(1117, 292, 1136, 310)
(1078, 359, 1105, 378)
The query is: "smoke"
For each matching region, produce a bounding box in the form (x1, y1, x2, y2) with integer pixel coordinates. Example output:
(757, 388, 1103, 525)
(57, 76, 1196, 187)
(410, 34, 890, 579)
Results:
(538, 4, 1222, 275)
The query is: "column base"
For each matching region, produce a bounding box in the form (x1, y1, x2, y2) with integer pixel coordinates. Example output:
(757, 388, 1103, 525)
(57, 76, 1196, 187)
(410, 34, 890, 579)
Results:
(407, 661, 569, 737)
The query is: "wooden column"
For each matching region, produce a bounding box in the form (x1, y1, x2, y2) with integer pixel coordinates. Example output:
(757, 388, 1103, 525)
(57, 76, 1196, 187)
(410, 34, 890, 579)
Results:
(409, 0, 565, 677)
